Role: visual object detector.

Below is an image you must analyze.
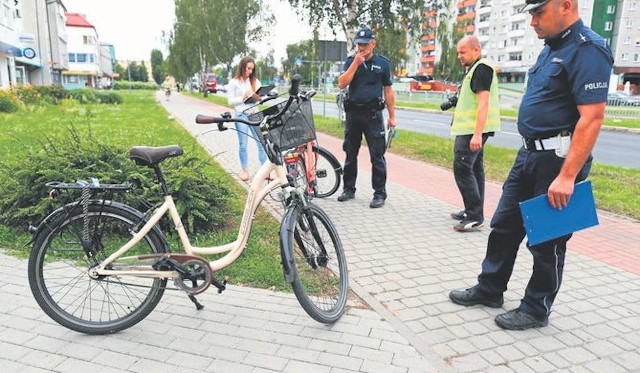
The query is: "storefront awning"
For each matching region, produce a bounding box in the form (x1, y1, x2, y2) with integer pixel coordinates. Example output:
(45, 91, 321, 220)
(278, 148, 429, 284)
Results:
(62, 70, 99, 76)
(0, 41, 22, 57)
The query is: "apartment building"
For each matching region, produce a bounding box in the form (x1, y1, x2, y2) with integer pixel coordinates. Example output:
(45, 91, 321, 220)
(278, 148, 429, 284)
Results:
(63, 13, 101, 89)
(610, 0, 640, 92)
(0, 0, 20, 87)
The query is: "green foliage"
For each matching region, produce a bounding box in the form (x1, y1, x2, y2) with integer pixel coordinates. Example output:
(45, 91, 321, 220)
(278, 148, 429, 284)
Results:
(96, 91, 123, 104)
(283, 40, 317, 85)
(151, 49, 166, 85)
(113, 81, 158, 90)
(34, 85, 68, 104)
(0, 89, 20, 113)
(0, 126, 233, 234)
(167, 0, 273, 81)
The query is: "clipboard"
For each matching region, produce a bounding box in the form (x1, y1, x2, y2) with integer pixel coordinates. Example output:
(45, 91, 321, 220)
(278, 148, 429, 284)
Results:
(243, 85, 275, 103)
(519, 180, 599, 246)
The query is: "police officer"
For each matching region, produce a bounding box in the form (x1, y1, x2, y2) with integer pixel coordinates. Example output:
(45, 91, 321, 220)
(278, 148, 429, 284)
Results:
(449, 0, 613, 330)
(336, 27, 396, 208)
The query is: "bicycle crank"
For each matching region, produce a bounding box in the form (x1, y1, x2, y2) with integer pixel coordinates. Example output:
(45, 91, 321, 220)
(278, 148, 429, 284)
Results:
(140, 253, 214, 295)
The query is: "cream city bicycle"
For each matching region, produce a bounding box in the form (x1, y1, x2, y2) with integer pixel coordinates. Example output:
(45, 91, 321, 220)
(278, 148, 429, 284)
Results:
(28, 75, 348, 335)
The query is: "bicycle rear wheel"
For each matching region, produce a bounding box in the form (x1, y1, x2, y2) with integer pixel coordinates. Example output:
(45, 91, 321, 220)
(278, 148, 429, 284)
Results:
(310, 146, 342, 198)
(281, 202, 348, 323)
(28, 202, 168, 334)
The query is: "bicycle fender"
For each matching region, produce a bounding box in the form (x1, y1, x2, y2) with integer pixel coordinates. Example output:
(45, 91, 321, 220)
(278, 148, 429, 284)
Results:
(279, 205, 300, 283)
(315, 146, 342, 174)
(29, 200, 169, 253)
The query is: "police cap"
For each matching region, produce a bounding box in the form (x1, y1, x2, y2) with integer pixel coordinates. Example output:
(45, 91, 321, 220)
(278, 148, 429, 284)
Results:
(520, 0, 552, 12)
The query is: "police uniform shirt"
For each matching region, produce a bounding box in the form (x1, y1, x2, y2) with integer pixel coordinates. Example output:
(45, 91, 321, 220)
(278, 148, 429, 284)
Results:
(342, 53, 393, 104)
(518, 19, 614, 139)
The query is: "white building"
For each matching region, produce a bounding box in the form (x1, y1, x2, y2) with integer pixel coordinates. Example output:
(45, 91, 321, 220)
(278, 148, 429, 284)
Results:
(0, 0, 21, 87)
(63, 12, 101, 89)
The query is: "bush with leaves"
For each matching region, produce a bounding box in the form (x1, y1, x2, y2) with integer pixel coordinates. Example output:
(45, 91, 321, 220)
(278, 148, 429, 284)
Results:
(12, 85, 42, 105)
(113, 81, 158, 90)
(66, 88, 99, 104)
(0, 126, 234, 234)
(35, 85, 69, 104)
(96, 91, 123, 104)
(0, 89, 20, 113)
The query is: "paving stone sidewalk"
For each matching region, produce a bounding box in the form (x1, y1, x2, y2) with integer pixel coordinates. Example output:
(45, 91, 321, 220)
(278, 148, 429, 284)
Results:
(2, 91, 638, 373)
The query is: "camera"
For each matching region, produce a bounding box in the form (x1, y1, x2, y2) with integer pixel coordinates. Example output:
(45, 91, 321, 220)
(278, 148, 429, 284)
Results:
(440, 94, 458, 111)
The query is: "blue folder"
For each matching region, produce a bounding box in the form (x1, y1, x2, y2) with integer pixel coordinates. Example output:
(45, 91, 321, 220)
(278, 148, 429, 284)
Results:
(519, 180, 599, 246)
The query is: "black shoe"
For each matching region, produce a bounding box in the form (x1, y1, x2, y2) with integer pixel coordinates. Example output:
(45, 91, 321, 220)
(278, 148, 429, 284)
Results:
(369, 197, 385, 208)
(453, 219, 483, 232)
(450, 210, 466, 220)
(495, 308, 549, 330)
(449, 285, 503, 308)
(337, 191, 355, 202)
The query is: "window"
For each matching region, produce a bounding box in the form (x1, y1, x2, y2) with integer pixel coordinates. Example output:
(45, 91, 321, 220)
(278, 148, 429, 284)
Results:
(627, 19, 634, 28)
(65, 75, 78, 83)
(76, 53, 87, 62)
(621, 52, 629, 61)
(634, 54, 639, 62)
(607, 5, 616, 14)
(624, 36, 631, 44)
(68, 53, 76, 62)
(89, 54, 95, 63)
(605, 22, 613, 31)
(83, 35, 95, 45)
(509, 53, 522, 61)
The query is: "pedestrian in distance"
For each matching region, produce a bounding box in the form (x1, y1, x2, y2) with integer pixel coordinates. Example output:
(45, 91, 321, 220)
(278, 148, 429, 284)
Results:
(447, 35, 501, 232)
(336, 27, 396, 208)
(449, 0, 614, 330)
(227, 56, 268, 181)
(161, 76, 171, 101)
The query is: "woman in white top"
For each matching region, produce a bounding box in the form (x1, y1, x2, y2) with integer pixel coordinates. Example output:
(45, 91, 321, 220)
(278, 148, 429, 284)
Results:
(227, 56, 268, 181)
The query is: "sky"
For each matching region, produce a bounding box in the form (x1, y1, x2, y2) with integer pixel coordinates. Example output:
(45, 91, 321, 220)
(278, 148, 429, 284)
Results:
(62, 0, 317, 65)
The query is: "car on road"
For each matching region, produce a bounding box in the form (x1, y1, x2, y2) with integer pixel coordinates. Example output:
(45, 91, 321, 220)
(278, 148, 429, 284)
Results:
(203, 74, 218, 94)
(607, 92, 640, 106)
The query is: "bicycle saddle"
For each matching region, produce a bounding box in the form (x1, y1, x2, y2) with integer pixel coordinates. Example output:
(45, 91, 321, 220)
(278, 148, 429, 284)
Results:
(129, 145, 184, 167)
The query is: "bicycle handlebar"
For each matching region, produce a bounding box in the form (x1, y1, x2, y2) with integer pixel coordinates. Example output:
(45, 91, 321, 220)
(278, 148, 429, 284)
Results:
(195, 74, 302, 130)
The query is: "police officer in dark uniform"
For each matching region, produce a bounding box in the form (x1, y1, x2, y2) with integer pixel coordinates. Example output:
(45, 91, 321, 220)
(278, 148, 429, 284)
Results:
(449, 0, 613, 330)
(336, 27, 396, 208)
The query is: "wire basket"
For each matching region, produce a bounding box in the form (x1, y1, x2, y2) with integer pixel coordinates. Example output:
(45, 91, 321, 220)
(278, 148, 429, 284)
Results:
(246, 99, 316, 151)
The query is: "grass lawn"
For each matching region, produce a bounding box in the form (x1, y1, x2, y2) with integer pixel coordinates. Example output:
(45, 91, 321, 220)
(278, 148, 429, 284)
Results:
(0, 91, 288, 291)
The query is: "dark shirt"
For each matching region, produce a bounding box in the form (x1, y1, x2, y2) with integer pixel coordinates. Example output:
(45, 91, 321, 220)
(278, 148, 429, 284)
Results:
(518, 19, 614, 139)
(342, 53, 392, 104)
(470, 62, 493, 93)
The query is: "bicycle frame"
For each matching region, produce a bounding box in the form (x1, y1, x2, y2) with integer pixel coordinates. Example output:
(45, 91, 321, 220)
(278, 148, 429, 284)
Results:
(92, 160, 293, 278)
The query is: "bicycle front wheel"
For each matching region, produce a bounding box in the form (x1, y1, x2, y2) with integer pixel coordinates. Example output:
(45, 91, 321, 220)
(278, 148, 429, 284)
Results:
(311, 146, 342, 198)
(282, 202, 348, 323)
(28, 202, 168, 334)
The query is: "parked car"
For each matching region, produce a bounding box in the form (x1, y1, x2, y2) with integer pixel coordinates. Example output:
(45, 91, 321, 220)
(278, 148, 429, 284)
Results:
(607, 92, 640, 107)
(409, 75, 433, 91)
(203, 74, 217, 94)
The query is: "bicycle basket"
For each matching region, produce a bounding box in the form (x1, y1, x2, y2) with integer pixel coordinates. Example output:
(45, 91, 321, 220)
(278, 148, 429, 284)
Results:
(250, 99, 316, 151)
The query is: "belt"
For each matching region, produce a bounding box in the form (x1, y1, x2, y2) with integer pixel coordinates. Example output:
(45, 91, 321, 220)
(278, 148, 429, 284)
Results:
(522, 131, 571, 151)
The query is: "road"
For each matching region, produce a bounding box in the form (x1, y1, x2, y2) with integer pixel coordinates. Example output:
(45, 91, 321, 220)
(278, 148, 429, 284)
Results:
(312, 100, 640, 169)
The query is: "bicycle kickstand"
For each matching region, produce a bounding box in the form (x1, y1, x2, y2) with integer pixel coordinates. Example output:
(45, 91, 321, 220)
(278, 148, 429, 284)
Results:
(188, 295, 204, 310)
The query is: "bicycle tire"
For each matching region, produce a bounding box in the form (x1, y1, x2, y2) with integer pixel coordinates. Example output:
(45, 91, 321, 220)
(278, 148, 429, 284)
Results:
(310, 146, 342, 198)
(281, 202, 348, 323)
(28, 201, 168, 335)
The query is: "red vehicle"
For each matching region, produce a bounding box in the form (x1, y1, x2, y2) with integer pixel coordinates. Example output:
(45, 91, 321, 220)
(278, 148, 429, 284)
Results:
(409, 75, 458, 93)
(203, 74, 217, 94)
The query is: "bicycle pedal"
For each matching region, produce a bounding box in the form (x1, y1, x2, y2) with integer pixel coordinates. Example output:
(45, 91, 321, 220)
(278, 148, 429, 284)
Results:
(211, 276, 227, 294)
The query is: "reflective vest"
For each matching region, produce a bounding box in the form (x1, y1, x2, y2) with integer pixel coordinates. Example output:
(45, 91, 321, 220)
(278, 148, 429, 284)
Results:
(451, 59, 500, 136)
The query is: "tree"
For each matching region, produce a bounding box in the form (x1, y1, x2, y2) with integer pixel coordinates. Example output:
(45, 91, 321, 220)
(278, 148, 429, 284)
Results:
(432, 0, 466, 82)
(167, 0, 273, 82)
(282, 40, 316, 86)
(150, 49, 165, 85)
(287, 0, 425, 47)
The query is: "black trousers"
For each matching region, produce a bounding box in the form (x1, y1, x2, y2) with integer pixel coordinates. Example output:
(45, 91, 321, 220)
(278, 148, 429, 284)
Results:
(453, 133, 490, 221)
(477, 148, 591, 318)
(342, 109, 387, 199)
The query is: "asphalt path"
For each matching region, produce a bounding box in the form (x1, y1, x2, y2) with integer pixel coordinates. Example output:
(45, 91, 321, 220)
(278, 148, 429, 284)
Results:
(312, 100, 640, 169)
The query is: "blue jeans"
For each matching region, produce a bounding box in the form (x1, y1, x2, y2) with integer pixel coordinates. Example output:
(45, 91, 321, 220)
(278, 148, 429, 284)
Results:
(453, 133, 490, 221)
(234, 112, 267, 170)
(342, 109, 387, 199)
(477, 147, 591, 318)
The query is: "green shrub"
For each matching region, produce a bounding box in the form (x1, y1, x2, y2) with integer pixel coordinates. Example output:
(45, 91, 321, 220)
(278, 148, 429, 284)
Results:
(113, 81, 158, 90)
(96, 91, 123, 104)
(0, 90, 21, 113)
(66, 88, 99, 104)
(35, 85, 68, 104)
(0, 125, 233, 234)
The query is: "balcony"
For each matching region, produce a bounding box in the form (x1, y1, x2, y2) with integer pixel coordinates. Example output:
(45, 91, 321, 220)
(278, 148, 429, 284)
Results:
(506, 45, 524, 53)
(511, 13, 527, 22)
(477, 5, 492, 15)
(508, 29, 525, 38)
(477, 20, 491, 29)
(478, 34, 489, 43)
